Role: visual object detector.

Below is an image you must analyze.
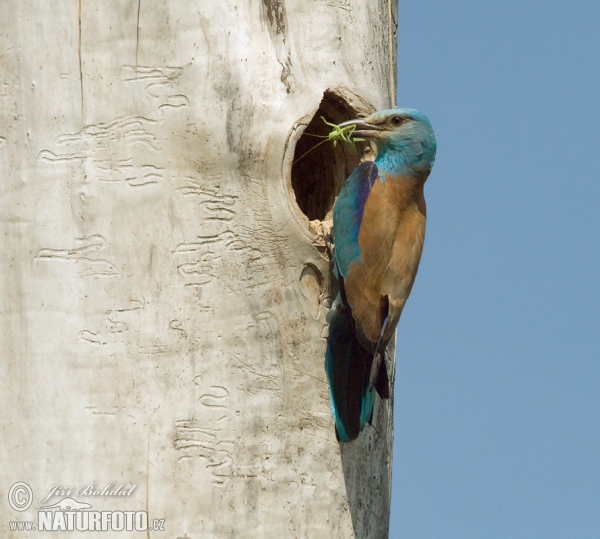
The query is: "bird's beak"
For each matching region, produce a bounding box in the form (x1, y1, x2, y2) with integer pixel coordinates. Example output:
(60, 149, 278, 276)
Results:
(337, 118, 384, 138)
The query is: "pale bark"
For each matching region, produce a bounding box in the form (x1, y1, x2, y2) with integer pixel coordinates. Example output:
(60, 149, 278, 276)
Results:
(1, 1, 398, 537)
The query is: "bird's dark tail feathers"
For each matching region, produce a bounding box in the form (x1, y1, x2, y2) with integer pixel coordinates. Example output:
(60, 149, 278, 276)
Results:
(325, 292, 390, 442)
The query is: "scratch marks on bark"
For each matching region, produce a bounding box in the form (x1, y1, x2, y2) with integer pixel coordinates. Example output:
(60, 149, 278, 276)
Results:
(233, 352, 329, 428)
(35, 234, 119, 277)
(83, 406, 125, 416)
(174, 384, 233, 485)
(123, 64, 182, 83)
(169, 319, 187, 339)
(172, 230, 238, 286)
(174, 421, 234, 486)
(77, 298, 146, 346)
(37, 65, 188, 192)
(173, 227, 282, 292)
(38, 116, 164, 188)
(157, 94, 190, 112)
(326, 0, 351, 11)
(104, 298, 146, 334)
(234, 354, 281, 396)
(198, 386, 231, 421)
(178, 179, 238, 221)
(39, 116, 160, 156)
(123, 65, 186, 106)
(136, 343, 170, 356)
(78, 330, 107, 346)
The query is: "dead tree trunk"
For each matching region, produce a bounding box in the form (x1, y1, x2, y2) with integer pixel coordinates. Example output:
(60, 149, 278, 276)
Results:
(1, 1, 398, 536)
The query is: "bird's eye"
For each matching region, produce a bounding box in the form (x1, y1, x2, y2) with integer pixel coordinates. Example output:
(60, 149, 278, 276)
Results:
(390, 115, 404, 126)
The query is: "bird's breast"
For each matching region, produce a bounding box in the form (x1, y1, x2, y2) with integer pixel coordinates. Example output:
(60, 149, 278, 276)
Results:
(344, 173, 426, 343)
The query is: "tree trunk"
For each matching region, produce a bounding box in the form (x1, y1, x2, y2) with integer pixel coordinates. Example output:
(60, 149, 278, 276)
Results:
(1, 1, 397, 537)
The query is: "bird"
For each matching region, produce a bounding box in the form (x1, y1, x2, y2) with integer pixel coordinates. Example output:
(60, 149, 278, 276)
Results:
(325, 108, 436, 442)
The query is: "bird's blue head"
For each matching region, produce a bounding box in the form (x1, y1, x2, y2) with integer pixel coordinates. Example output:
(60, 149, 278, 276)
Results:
(339, 108, 436, 178)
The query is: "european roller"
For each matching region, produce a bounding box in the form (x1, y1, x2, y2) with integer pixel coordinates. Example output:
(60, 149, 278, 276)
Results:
(325, 108, 436, 442)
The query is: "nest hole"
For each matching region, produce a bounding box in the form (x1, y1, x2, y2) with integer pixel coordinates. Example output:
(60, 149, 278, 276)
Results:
(291, 91, 363, 222)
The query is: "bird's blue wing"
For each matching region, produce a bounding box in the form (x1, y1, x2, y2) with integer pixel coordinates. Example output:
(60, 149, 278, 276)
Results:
(326, 161, 385, 442)
(332, 161, 379, 280)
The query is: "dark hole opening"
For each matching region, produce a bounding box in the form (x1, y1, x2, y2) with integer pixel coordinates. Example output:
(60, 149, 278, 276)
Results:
(291, 91, 363, 222)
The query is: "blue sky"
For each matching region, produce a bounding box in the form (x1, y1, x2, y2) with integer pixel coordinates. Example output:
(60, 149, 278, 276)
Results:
(390, 1, 600, 537)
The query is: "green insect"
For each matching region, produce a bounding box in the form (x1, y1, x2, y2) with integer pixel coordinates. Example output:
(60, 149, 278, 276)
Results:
(321, 117, 365, 149)
(293, 117, 365, 165)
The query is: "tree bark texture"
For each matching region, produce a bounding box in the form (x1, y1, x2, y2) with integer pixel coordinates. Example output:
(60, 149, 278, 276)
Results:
(1, 1, 398, 537)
